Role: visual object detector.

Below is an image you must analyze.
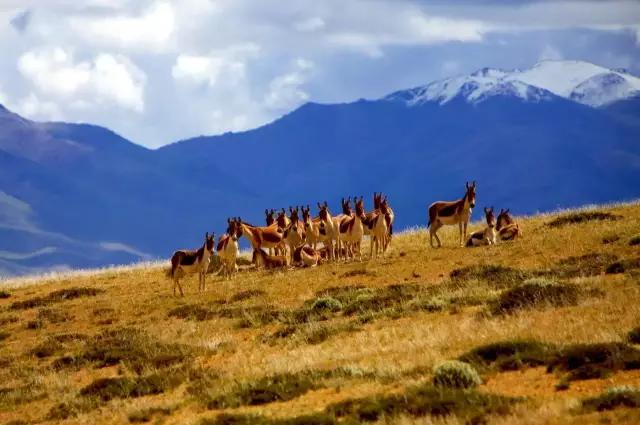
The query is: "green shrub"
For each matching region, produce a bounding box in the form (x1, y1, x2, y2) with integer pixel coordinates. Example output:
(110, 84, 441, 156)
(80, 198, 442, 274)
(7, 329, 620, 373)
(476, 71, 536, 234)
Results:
(432, 360, 482, 389)
(582, 386, 640, 412)
(311, 297, 343, 312)
(492, 279, 580, 314)
(80, 373, 184, 401)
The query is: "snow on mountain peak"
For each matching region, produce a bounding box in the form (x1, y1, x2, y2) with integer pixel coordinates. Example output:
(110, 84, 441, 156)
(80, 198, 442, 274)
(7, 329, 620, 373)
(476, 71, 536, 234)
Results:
(385, 60, 640, 107)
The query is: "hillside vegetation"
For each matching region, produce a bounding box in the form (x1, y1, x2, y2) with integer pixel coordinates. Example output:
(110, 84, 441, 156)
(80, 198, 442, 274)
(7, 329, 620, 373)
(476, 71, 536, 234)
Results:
(1, 202, 640, 424)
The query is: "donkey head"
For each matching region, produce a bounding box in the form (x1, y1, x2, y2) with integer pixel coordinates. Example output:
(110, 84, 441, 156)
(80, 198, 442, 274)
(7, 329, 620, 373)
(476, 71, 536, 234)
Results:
(341, 197, 352, 215)
(355, 196, 366, 220)
(265, 209, 275, 226)
(317, 201, 330, 221)
(205, 232, 215, 251)
(483, 207, 496, 228)
(465, 181, 477, 208)
(496, 208, 513, 231)
(289, 206, 300, 223)
(373, 192, 382, 210)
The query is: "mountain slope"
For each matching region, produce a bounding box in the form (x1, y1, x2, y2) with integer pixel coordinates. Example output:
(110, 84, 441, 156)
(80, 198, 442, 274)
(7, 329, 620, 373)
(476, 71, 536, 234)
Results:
(1, 60, 640, 276)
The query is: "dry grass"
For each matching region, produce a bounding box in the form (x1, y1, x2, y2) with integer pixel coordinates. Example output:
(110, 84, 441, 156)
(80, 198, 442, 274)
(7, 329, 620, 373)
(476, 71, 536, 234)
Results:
(1, 201, 640, 424)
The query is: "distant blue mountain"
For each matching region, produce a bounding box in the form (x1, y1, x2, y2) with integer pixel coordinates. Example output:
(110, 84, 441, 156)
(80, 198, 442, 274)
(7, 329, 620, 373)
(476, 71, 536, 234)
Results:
(1, 60, 639, 276)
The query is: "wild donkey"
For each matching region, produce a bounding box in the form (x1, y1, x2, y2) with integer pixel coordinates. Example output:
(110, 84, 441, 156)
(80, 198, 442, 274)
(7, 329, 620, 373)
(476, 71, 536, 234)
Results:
(217, 218, 242, 280)
(428, 181, 477, 248)
(317, 202, 341, 261)
(170, 232, 215, 296)
(252, 248, 289, 269)
(293, 245, 321, 267)
(338, 197, 367, 261)
(465, 207, 497, 247)
(496, 208, 521, 241)
(283, 207, 306, 261)
(239, 219, 286, 268)
(368, 196, 393, 258)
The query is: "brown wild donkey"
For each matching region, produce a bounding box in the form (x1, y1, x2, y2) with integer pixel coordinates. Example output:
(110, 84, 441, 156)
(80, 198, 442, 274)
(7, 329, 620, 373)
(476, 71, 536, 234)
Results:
(465, 207, 497, 247)
(170, 232, 215, 296)
(239, 220, 286, 267)
(283, 207, 306, 261)
(428, 181, 477, 248)
(217, 218, 242, 280)
(252, 248, 289, 269)
(338, 197, 367, 261)
(496, 208, 521, 241)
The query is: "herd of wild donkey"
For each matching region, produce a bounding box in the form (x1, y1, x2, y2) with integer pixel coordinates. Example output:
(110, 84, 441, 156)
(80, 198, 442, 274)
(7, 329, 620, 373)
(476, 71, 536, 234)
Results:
(169, 182, 521, 296)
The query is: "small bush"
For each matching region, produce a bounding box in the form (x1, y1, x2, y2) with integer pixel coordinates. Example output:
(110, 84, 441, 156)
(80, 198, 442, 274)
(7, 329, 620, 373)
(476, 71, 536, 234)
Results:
(582, 386, 640, 412)
(200, 413, 336, 425)
(628, 327, 640, 344)
(204, 372, 318, 409)
(450, 264, 530, 288)
(10, 287, 104, 310)
(229, 289, 266, 303)
(342, 269, 375, 278)
(0, 384, 47, 408)
(59, 327, 193, 373)
(629, 235, 640, 246)
(26, 320, 44, 330)
(31, 338, 64, 358)
(38, 307, 72, 323)
(547, 253, 618, 278)
(80, 373, 184, 401)
(492, 279, 580, 314)
(0, 315, 18, 326)
(47, 398, 100, 420)
(547, 342, 640, 382)
(602, 233, 621, 244)
(546, 211, 621, 228)
(128, 406, 174, 423)
(433, 360, 482, 389)
(0, 332, 9, 342)
(168, 304, 216, 321)
(0, 290, 11, 299)
(605, 257, 640, 274)
(459, 340, 558, 371)
(328, 383, 517, 423)
(300, 322, 360, 345)
(407, 296, 449, 312)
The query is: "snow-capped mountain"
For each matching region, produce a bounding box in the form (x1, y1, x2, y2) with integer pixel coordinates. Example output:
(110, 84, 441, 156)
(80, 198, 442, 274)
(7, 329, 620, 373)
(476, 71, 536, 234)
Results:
(385, 60, 640, 107)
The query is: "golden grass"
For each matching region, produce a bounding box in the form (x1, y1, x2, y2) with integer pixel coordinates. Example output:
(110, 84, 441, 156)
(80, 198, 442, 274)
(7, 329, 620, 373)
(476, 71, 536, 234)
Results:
(1, 201, 640, 424)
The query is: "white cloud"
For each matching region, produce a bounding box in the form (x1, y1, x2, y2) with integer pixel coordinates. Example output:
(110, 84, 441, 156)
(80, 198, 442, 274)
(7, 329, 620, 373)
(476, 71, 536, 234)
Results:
(539, 45, 564, 61)
(264, 58, 314, 110)
(17, 47, 146, 112)
(13, 92, 62, 120)
(294, 17, 325, 32)
(69, 1, 175, 51)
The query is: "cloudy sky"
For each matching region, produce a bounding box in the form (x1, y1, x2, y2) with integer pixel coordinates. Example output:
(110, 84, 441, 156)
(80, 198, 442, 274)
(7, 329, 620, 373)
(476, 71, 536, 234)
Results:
(0, 0, 639, 148)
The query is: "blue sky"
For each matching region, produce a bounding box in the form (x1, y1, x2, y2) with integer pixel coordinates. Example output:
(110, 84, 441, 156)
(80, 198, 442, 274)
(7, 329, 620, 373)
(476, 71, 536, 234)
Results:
(0, 0, 638, 148)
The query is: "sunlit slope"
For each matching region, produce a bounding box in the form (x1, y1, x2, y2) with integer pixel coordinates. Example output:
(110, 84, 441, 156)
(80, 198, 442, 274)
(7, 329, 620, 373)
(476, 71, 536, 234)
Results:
(1, 201, 640, 424)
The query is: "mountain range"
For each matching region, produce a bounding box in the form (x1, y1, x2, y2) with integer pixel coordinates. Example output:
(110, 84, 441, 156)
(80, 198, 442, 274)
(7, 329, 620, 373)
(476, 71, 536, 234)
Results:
(1, 60, 639, 276)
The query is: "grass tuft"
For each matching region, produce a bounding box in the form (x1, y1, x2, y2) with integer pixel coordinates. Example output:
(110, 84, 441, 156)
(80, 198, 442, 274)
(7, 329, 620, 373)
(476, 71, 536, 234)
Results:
(546, 211, 621, 228)
(547, 253, 618, 278)
(491, 278, 580, 315)
(128, 406, 175, 423)
(605, 257, 640, 274)
(628, 326, 640, 344)
(80, 372, 184, 401)
(629, 234, 640, 246)
(0, 290, 11, 299)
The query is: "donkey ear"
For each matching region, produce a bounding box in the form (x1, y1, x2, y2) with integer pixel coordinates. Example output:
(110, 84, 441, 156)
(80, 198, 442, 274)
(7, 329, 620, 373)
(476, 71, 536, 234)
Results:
(205, 232, 209, 238)
(465, 181, 469, 189)
(317, 202, 322, 209)
(324, 201, 328, 207)
(484, 207, 488, 213)
(506, 208, 510, 214)
(473, 180, 476, 187)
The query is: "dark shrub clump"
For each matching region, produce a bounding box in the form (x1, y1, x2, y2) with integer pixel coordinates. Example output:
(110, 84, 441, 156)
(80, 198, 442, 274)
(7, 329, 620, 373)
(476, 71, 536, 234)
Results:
(492, 279, 580, 315)
(80, 373, 184, 401)
(581, 386, 640, 412)
(11, 287, 104, 310)
(546, 211, 621, 228)
(229, 289, 266, 303)
(449, 264, 530, 288)
(460, 340, 558, 371)
(605, 257, 640, 275)
(432, 361, 482, 389)
(547, 342, 640, 381)
(628, 327, 640, 344)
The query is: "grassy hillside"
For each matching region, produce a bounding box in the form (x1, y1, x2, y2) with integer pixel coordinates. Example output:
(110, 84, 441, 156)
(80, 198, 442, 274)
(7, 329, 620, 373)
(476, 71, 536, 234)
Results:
(1, 202, 640, 425)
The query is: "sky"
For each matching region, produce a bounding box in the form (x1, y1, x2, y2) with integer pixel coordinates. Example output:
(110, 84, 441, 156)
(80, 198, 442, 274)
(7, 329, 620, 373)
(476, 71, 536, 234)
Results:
(0, 0, 639, 149)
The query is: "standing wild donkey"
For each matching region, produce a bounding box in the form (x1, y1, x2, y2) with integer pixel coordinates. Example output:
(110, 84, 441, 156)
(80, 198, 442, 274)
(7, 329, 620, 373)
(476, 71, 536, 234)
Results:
(217, 218, 242, 280)
(428, 181, 477, 248)
(170, 232, 215, 296)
